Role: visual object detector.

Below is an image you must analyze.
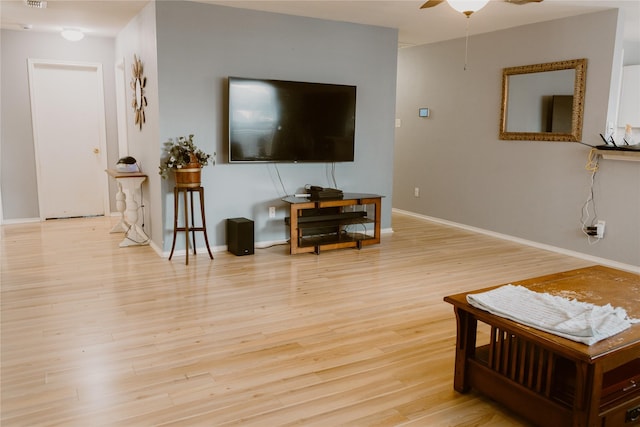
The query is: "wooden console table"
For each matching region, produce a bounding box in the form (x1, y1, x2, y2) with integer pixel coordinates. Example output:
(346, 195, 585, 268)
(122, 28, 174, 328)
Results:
(282, 193, 382, 254)
(444, 265, 640, 427)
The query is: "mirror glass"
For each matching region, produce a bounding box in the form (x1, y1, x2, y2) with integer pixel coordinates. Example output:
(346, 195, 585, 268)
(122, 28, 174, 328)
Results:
(500, 59, 587, 142)
(135, 78, 142, 110)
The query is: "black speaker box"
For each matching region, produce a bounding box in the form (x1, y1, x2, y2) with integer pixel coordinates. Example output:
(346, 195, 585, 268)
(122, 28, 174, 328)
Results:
(227, 217, 254, 256)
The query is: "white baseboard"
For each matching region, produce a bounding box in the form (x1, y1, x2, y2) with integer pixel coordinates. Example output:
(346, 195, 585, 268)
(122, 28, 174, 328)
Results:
(255, 240, 289, 249)
(393, 208, 640, 274)
(156, 231, 396, 258)
(381, 227, 394, 235)
(149, 240, 164, 257)
(156, 244, 228, 259)
(1, 217, 42, 225)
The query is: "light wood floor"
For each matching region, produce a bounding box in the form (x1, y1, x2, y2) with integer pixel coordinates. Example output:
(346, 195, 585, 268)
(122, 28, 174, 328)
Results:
(1, 212, 593, 426)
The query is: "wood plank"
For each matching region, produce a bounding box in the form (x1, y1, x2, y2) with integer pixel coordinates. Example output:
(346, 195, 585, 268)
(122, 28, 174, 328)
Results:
(0, 212, 592, 425)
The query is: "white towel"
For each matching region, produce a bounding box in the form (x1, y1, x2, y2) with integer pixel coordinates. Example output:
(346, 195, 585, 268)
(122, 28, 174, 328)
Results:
(466, 284, 639, 345)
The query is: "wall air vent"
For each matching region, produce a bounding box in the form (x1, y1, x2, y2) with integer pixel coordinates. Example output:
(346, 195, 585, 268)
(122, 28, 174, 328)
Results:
(25, 0, 47, 8)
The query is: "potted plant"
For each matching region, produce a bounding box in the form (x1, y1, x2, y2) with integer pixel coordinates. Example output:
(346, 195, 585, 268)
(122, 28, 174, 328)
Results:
(159, 134, 214, 187)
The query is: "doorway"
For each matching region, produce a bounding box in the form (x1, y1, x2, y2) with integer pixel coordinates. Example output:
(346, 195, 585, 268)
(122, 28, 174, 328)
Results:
(28, 59, 109, 219)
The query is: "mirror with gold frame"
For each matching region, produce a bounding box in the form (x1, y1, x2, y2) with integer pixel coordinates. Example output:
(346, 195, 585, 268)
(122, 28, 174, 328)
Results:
(500, 58, 587, 142)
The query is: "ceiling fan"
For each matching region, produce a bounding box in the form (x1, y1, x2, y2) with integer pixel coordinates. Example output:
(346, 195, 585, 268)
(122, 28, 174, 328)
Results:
(420, 0, 543, 70)
(421, 0, 543, 17)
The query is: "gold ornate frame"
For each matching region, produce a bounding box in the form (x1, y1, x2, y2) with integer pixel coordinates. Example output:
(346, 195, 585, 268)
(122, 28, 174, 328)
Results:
(499, 58, 587, 142)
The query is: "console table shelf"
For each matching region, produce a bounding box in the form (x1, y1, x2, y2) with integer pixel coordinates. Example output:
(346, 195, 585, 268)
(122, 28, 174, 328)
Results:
(297, 231, 376, 249)
(282, 193, 382, 254)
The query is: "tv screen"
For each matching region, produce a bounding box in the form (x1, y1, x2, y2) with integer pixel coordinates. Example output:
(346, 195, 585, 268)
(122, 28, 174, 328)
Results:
(228, 77, 356, 163)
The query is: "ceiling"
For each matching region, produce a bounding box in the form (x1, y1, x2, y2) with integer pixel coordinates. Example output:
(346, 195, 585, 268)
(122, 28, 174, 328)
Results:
(1, 0, 638, 47)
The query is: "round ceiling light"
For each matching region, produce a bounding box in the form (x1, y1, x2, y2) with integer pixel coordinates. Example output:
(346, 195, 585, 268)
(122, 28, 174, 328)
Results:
(61, 28, 84, 41)
(447, 0, 490, 16)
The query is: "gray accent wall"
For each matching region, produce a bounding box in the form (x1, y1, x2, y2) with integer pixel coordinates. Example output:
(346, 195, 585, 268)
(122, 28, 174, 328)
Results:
(152, 2, 398, 252)
(3, 1, 397, 255)
(394, 10, 640, 268)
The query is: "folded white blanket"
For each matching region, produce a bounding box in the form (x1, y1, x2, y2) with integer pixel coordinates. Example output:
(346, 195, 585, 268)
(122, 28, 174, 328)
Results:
(467, 284, 639, 345)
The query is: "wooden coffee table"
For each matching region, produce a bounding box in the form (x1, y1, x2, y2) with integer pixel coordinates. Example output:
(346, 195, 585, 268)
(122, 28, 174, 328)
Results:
(444, 265, 640, 427)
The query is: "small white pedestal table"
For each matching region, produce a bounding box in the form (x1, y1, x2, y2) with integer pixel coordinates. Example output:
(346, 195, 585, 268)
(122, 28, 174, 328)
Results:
(105, 169, 150, 247)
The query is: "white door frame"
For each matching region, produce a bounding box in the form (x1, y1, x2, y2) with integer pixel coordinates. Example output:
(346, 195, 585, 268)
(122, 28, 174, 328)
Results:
(0, 142, 3, 224)
(27, 58, 110, 220)
(0, 172, 3, 225)
(115, 57, 129, 158)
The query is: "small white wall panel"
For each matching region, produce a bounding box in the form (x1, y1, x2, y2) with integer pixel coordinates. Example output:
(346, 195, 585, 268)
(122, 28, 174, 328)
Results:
(618, 65, 640, 127)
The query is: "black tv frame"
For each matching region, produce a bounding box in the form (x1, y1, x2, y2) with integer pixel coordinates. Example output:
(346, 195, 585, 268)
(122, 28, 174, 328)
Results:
(228, 76, 357, 163)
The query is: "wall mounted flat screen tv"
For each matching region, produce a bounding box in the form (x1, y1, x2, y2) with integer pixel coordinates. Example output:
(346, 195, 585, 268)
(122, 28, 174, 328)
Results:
(228, 77, 356, 163)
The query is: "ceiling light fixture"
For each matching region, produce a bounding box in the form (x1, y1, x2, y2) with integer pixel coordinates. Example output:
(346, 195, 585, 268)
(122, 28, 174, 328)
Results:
(25, 0, 47, 8)
(446, 0, 490, 17)
(446, 0, 489, 70)
(61, 28, 84, 42)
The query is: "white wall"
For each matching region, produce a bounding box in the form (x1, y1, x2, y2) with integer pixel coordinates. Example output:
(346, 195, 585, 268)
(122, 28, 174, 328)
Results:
(0, 30, 118, 220)
(115, 1, 161, 249)
(394, 10, 640, 268)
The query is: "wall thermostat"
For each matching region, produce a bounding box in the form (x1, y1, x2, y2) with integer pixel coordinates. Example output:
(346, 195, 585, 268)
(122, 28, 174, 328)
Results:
(419, 108, 430, 118)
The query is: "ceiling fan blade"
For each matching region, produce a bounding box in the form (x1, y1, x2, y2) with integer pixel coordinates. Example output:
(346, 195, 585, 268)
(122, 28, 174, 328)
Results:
(420, 0, 445, 9)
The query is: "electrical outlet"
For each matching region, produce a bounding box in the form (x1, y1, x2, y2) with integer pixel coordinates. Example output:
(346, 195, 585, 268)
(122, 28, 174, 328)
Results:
(414, 187, 420, 197)
(269, 206, 276, 218)
(596, 220, 605, 238)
